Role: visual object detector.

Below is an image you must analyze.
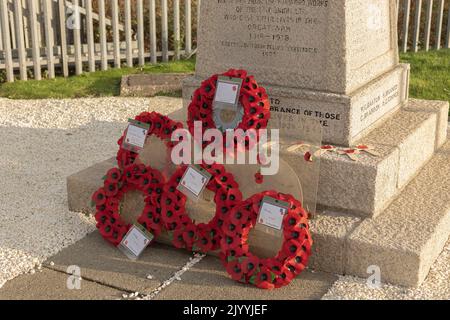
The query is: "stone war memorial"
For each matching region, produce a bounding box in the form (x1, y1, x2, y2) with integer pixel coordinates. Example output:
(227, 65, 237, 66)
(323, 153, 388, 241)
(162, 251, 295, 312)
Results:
(68, 0, 450, 289)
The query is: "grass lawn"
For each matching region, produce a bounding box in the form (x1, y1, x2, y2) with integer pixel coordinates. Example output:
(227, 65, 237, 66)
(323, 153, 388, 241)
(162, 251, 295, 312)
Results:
(0, 58, 195, 99)
(400, 49, 450, 112)
(0, 51, 448, 114)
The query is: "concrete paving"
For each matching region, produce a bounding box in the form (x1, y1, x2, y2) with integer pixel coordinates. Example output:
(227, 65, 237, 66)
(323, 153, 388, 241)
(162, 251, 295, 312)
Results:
(0, 232, 338, 300)
(0, 268, 125, 300)
(154, 256, 338, 300)
(44, 232, 193, 295)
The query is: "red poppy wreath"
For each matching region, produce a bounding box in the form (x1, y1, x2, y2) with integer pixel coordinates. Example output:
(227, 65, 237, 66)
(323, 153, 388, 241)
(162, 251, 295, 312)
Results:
(92, 164, 165, 246)
(157, 163, 243, 253)
(187, 69, 271, 149)
(219, 191, 312, 290)
(116, 111, 184, 169)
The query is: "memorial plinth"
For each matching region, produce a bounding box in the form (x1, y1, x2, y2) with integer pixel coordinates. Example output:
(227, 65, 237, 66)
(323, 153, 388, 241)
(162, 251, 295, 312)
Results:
(182, 0, 410, 146)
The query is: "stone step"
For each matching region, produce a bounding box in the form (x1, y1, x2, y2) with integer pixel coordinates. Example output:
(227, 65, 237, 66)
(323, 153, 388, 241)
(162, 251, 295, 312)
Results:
(65, 135, 450, 287)
(315, 99, 448, 218)
(344, 137, 450, 287)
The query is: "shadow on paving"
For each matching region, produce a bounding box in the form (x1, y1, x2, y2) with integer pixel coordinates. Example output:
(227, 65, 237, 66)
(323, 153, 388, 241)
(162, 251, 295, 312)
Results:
(155, 256, 338, 300)
(44, 232, 193, 295)
(1, 231, 338, 300)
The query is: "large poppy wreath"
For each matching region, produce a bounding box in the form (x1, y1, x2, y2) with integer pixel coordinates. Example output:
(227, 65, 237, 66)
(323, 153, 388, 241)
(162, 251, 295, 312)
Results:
(157, 163, 243, 253)
(116, 111, 184, 169)
(187, 69, 271, 150)
(92, 164, 165, 246)
(219, 191, 312, 290)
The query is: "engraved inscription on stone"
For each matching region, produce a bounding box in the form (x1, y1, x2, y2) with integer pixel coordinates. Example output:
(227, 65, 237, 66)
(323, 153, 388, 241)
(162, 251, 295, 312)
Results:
(200, 0, 330, 88)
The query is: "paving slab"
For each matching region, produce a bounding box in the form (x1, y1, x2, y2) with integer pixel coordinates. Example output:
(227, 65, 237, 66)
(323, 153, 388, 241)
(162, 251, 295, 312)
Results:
(154, 256, 338, 300)
(44, 232, 193, 295)
(0, 269, 124, 300)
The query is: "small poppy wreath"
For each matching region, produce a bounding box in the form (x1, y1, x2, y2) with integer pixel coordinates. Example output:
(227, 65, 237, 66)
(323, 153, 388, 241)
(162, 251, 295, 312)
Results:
(116, 111, 184, 169)
(92, 163, 165, 246)
(157, 163, 243, 253)
(187, 69, 271, 150)
(219, 191, 312, 290)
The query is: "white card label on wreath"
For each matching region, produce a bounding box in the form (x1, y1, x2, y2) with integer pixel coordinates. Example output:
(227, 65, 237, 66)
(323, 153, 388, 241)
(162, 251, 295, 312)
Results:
(122, 119, 150, 152)
(213, 76, 243, 111)
(118, 224, 154, 260)
(257, 196, 290, 231)
(177, 165, 212, 202)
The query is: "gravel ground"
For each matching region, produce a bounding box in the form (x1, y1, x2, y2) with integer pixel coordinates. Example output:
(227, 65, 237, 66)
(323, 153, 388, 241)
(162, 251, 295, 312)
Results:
(0, 97, 182, 288)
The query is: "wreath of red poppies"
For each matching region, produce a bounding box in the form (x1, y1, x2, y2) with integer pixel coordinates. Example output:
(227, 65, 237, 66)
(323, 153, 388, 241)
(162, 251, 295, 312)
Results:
(116, 112, 184, 169)
(92, 68, 313, 290)
(219, 191, 312, 290)
(157, 163, 243, 253)
(187, 69, 271, 150)
(92, 163, 165, 246)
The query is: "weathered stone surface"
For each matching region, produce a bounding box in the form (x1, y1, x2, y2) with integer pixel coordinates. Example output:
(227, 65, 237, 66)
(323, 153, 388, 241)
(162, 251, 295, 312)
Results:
(308, 212, 361, 275)
(183, 64, 410, 146)
(67, 157, 115, 214)
(154, 256, 338, 300)
(346, 149, 450, 287)
(196, 0, 398, 95)
(0, 269, 124, 300)
(120, 73, 192, 97)
(438, 130, 450, 154)
(361, 106, 437, 189)
(45, 232, 192, 295)
(404, 99, 449, 148)
(315, 104, 438, 217)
